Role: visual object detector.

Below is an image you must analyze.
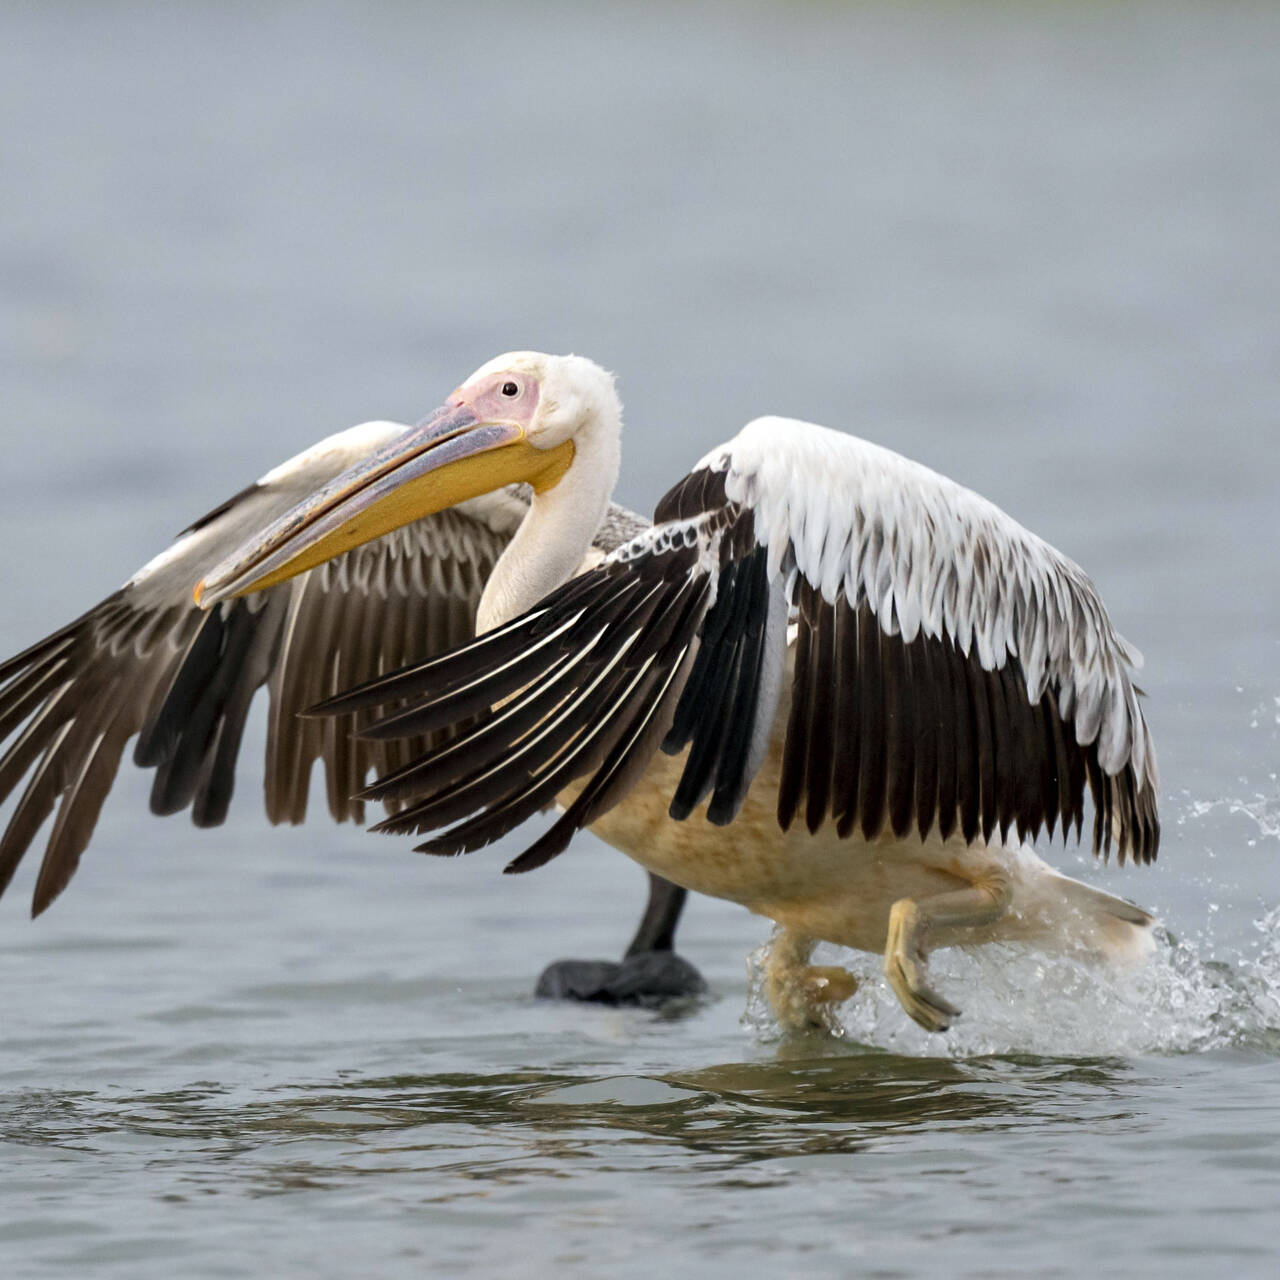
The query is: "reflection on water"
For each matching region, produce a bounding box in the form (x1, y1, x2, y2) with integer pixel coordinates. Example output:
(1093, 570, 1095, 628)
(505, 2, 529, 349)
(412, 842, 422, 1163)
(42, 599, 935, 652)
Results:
(2, 1052, 1142, 1197)
(2, 1016, 1277, 1275)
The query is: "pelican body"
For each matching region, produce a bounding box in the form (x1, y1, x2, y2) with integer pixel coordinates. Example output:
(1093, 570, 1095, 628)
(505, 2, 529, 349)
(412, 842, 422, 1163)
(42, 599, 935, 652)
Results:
(0, 352, 1159, 1033)
(200, 352, 1159, 1032)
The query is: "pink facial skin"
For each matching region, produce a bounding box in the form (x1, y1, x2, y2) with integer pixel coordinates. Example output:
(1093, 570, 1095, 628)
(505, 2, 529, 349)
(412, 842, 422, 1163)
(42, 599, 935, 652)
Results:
(451, 370, 542, 430)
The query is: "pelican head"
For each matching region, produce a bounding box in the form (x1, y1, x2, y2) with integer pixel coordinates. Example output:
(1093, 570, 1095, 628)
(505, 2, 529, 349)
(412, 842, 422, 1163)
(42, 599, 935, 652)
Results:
(196, 352, 620, 606)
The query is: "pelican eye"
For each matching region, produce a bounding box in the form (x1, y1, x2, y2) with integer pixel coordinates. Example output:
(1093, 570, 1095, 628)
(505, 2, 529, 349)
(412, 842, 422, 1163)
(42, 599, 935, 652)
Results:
(501, 380, 519, 398)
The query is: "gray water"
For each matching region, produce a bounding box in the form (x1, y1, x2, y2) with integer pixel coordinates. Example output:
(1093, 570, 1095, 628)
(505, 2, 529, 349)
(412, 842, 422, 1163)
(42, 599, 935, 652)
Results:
(1, 2, 1278, 1275)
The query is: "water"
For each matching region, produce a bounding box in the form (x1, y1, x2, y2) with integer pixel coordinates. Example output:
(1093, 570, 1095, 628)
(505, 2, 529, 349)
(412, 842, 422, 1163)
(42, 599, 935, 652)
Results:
(2, 1, 1279, 1275)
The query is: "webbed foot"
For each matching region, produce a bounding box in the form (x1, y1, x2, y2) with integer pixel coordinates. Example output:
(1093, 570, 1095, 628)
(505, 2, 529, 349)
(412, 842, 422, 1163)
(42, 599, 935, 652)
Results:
(536, 874, 702, 1007)
(884, 899, 962, 1033)
(535, 951, 706, 1007)
(762, 928, 859, 1031)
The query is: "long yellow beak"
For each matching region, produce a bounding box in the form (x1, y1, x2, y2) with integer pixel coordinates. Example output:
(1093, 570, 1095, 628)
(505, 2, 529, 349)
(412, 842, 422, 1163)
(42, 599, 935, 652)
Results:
(195, 403, 574, 606)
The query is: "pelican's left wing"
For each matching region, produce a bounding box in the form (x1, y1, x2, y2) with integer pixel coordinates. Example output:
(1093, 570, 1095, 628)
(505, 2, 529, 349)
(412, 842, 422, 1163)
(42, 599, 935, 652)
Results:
(330, 417, 1159, 871)
(0, 422, 526, 915)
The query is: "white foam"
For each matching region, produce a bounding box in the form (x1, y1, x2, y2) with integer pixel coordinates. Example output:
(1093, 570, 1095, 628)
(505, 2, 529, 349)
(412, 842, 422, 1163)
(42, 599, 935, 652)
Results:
(743, 905, 1280, 1058)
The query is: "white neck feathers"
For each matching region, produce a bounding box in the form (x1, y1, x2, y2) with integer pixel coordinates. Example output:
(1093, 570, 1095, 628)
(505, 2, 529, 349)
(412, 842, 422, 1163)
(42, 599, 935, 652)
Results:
(475, 403, 622, 635)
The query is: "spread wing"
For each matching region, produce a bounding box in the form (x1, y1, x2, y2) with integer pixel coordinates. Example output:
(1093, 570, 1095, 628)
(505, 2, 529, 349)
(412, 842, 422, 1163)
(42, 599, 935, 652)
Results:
(321, 416, 1159, 872)
(0, 421, 524, 915)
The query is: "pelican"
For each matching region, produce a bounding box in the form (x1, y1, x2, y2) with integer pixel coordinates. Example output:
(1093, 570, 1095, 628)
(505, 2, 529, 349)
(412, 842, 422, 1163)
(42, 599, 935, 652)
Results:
(0, 352, 1163, 1030)
(186, 351, 1160, 1033)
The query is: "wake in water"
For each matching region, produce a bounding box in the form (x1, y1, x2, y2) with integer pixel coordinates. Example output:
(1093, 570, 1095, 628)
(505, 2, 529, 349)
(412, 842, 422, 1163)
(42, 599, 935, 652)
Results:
(743, 906, 1280, 1058)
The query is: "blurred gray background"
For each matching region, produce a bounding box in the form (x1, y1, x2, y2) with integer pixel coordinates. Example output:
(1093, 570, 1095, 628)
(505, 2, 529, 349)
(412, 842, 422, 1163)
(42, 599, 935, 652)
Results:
(1, 3, 1278, 1278)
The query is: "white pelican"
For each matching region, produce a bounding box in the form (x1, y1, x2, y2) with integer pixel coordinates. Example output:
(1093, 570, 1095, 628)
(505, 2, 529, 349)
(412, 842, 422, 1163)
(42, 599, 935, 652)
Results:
(0, 407, 700, 1004)
(191, 352, 1160, 1033)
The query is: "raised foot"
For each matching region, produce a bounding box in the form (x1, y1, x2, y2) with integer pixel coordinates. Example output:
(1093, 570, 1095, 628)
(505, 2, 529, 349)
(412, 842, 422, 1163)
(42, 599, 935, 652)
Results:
(803, 965, 859, 1006)
(883, 948, 961, 1033)
(884, 899, 961, 1033)
(765, 961, 859, 1032)
(534, 951, 706, 1008)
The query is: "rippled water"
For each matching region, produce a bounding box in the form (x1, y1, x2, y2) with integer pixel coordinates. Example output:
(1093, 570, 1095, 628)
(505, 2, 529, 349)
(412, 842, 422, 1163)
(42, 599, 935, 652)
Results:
(2, 2, 1278, 1276)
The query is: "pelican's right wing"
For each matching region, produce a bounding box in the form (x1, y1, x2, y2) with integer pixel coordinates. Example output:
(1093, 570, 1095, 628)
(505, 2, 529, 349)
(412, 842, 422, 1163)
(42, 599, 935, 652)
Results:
(327, 416, 1158, 872)
(0, 421, 525, 915)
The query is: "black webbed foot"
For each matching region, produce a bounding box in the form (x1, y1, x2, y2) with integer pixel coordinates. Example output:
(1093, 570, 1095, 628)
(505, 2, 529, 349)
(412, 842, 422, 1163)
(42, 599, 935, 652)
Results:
(533, 873, 705, 1007)
(535, 950, 706, 1006)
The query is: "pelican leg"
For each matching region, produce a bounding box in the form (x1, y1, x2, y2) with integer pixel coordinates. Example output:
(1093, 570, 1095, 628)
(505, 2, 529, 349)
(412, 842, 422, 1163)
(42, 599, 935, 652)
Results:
(883, 869, 1013, 1032)
(763, 927, 859, 1031)
(534, 873, 706, 1006)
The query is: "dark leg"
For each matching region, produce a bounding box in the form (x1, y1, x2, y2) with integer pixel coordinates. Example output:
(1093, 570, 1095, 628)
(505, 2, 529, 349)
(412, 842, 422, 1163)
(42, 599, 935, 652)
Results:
(625, 876, 687, 955)
(534, 873, 706, 1006)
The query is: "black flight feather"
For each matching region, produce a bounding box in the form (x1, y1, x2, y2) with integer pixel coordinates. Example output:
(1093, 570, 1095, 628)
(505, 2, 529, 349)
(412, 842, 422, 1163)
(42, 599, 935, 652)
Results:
(802, 592, 837, 836)
(856, 605, 886, 841)
(776, 579, 814, 832)
(832, 600, 861, 837)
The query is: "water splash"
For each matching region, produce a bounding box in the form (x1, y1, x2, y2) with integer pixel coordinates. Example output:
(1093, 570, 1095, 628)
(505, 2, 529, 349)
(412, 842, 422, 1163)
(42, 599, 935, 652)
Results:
(1181, 691, 1280, 846)
(743, 906, 1280, 1058)
(1183, 793, 1280, 846)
